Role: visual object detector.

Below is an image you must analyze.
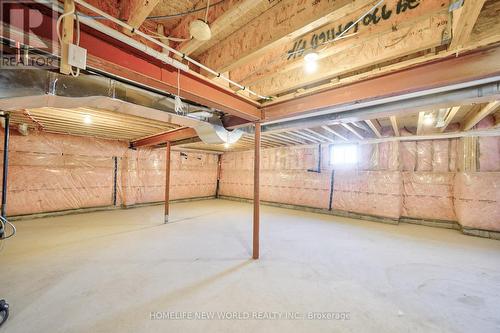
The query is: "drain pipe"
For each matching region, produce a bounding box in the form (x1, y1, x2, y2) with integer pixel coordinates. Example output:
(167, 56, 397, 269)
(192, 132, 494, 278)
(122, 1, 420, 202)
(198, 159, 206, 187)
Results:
(37, 0, 267, 100)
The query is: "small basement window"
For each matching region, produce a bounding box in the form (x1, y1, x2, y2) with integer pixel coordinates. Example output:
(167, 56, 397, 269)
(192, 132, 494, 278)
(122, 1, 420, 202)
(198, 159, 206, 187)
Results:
(330, 144, 358, 165)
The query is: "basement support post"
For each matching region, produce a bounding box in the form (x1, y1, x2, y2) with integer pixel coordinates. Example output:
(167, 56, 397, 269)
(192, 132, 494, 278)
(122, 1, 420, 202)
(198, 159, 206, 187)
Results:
(215, 154, 222, 198)
(112, 156, 118, 206)
(253, 122, 261, 259)
(164, 141, 171, 223)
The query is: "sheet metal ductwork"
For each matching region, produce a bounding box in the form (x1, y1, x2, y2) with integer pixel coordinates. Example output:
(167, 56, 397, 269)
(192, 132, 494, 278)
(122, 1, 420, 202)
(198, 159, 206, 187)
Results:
(0, 69, 243, 145)
(194, 117, 243, 144)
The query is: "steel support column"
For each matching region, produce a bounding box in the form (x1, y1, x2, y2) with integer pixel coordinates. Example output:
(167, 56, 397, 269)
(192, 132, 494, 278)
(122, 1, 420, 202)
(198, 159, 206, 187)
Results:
(253, 122, 261, 259)
(164, 142, 171, 223)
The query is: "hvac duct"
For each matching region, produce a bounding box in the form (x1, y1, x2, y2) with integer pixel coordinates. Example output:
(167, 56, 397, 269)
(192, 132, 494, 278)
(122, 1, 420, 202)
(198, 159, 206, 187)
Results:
(0, 69, 243, 145)
(194, 117, 243, 145)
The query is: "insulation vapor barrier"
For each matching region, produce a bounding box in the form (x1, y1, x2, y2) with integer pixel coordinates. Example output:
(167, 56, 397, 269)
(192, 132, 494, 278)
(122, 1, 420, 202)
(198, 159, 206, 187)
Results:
(219, 134, 500, 232)
(0, 129, 218, 216)
(220, 146, 331, 209)
(0, 126, 498, 233)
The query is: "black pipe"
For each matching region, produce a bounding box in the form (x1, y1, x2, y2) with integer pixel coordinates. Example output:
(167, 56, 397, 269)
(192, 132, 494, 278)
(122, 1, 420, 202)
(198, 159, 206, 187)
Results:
(1, 113, 10, 221)
(307, 144, 322, 173)
(215, 155, 221, 198)
(112, 156, 118, 206)
(328, 169, 335, 211)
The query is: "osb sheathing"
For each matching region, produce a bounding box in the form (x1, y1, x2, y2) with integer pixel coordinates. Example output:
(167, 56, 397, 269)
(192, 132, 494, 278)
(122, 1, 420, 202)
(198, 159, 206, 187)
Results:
(0, 130, 218, 216)
(219, 130, 500, 232)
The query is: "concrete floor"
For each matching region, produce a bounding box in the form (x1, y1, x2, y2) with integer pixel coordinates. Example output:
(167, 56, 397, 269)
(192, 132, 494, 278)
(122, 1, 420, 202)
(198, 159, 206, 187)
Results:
(1, 199, 499, 333)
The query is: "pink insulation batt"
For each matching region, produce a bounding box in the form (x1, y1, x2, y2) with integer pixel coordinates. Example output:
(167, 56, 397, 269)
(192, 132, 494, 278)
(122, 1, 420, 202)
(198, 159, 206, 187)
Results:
(333, 170, 402, 219)
(1, 128, 498, 232)
(220, 137, 499, 231)
(454, 172, 500, 232)
(0, 130, 218, 216)
(220, 146, 330, 208)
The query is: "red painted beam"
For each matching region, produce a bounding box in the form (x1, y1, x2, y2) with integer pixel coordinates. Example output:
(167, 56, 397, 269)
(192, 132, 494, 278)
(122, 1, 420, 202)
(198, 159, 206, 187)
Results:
(131, 127, 198, 148)
(79, 31, 261, 121)
(3, 4, 261, 121)
(263, 47, 500, 121)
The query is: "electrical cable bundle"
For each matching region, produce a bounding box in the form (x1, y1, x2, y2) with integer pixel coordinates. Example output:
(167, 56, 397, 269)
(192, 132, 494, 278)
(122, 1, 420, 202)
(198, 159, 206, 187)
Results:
(0, 215, 15, 242)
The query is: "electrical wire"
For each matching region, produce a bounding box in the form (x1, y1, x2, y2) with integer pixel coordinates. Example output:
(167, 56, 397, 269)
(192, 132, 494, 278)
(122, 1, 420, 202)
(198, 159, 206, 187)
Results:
(286, 0, 385, 58)
(204, 0, 211, 23)
(86, 0, 226, 21)
(0, 216, 15, 240)
(237, 0, 385, 85)
(143, 27, 190, 43)
(56, 4, 81, 77)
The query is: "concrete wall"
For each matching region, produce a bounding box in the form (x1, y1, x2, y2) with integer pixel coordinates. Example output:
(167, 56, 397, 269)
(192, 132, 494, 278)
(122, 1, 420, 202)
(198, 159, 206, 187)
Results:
(0, 130, 218, 216)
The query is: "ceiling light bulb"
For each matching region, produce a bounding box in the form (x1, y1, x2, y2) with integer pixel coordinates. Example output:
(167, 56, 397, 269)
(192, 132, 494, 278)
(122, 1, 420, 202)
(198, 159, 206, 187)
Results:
(423, 113, 434, 125)
(83, 114, 92, 124)
(304, 51, 319, 63)
(224, 143, 230, 149)
(304, 61, 318, 74)
(189, 19, 211, 41)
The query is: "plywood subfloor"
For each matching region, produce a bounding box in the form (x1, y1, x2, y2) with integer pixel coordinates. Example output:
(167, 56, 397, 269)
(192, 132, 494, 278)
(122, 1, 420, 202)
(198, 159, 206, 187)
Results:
(1, 200, 499, 332)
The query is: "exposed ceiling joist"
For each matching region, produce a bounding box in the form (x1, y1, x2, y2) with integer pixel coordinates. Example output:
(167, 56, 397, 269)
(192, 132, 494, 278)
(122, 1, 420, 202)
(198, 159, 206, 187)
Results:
(20, 6, 262, 122)
(295, 130, 325, 143)
(304, 129, 334, 143)
(463, 101, 500, 130)
(390, 116, 399, 137)
(196, 0, 370, 73)
(269, 133, 304, 145)
(250, 13, 450, 97)
(176, 0, 270, 57)
(365, 119, 382, 138)
(232, 0, 449, 90)
(131, 127, 198, 148)
(440, 106, 461, 132)
(264, 134, 294, 145)
(122, 0, 160, 35)
(261, 135, 286, 146)
(262, 47, 500, 122)
(85, 52, 261, 121)
(449, 0, 487, 50)
(321, 125, 348, 141)
(416, 111, 425, 135)
(288, 131, 319, 143)
(341, 123, 363, 140)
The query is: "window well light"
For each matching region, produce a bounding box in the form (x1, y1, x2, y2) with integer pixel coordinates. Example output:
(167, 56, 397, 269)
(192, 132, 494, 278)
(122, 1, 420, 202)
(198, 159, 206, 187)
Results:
(330, 144, 358, 165)
(83, 114, 92, 125)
